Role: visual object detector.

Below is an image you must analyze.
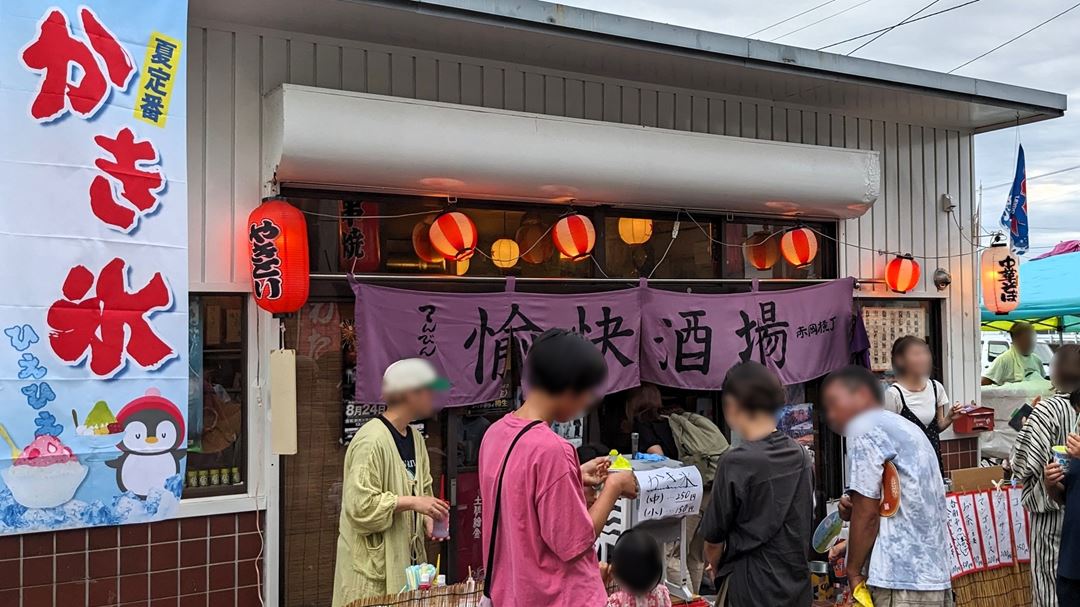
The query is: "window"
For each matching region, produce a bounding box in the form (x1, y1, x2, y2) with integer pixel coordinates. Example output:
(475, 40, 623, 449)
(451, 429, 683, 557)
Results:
(184, 294, 247, 498)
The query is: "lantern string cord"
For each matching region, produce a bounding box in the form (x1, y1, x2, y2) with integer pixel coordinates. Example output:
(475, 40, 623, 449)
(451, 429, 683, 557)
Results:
(471, 222, 556, 263)
(681, 209, 790, 247)
(299, 208, 439, 220)
(648, 212, 681, 279)
(591, 255, 612, 279)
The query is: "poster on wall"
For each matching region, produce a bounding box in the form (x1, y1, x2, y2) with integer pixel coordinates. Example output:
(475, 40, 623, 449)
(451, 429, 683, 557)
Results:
(862, 306, 928, 372)
(0, 0, 188, 534)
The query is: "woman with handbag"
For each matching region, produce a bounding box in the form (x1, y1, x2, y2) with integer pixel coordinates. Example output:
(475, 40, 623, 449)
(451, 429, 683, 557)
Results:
(479, 329, 638, 606)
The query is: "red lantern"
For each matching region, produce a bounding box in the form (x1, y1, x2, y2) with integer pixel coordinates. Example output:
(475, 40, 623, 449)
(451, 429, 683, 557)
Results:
(885, 254, 921, 293)
(552, 213, 595, 261)
(429, 211, 477, 261)
(743, 230, 780, 271)
(412, 216, 443, 263)
(780, 227, 819, 268)
(247, 199, 309, 315)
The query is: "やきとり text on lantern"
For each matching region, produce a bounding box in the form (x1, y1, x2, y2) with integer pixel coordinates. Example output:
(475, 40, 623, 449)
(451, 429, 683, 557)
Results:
(982, 238, 1020, 316)
(248, 199, 310, 315)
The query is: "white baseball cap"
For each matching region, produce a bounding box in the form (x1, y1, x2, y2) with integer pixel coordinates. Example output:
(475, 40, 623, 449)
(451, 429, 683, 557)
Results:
(381, 358, 451, 396)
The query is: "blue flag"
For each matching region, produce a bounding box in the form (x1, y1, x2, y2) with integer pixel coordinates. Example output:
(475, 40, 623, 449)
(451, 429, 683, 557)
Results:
(1000, 144, 1029, 255)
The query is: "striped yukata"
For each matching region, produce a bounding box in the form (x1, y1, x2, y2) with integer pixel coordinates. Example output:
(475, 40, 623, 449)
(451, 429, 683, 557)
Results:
(1011, 394, 1079, 607)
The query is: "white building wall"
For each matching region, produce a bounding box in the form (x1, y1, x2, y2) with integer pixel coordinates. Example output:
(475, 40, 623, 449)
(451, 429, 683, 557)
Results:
(186, 22, 980, 405)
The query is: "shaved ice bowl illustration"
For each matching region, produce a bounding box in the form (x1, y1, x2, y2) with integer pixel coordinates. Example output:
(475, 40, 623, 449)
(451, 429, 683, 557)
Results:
(0, 435, 87, 509)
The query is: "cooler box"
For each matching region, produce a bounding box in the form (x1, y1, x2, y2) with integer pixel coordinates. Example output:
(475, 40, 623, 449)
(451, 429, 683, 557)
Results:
(953, 407, 995, 434)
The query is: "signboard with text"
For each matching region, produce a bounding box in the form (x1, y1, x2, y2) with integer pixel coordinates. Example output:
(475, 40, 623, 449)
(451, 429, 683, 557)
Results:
(0, 0, 188, 534)
(352, 280, 854, 406)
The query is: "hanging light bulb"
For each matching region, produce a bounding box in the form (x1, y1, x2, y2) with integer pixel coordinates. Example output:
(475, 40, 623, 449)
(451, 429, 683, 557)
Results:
(780, 227, 819, 268)
(981, 236, 1020, 315)
(884, 254, 921, 293)
(491, 238, 520, 269)
(617, 217, 653, 245)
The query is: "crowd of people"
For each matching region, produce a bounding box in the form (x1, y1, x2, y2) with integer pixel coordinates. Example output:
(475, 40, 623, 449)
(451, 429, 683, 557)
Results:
(330, 324, 1080, 607)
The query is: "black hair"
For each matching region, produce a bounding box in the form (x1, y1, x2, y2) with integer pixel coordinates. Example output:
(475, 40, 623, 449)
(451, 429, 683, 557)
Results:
(822, 365, 884, 404)
(610, 528, 664, 596)
(721, 361, 785, 413)
(890, 335, 930, 376)
(525, 329, 607, 395)
(1051, 344, 1080, 410)
(1009, 321, 1035, 340)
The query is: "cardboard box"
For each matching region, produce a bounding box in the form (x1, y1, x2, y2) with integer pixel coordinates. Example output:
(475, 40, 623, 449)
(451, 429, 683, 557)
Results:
(950, 465, 1005, 492)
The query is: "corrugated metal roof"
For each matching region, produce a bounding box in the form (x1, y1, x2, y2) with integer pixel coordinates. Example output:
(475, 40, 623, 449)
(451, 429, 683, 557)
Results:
(192, 0, 1066, 131)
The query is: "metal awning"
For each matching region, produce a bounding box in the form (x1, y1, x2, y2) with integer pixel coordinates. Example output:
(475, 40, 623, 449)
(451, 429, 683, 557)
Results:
(265, 85, 880, 218)
(193, 0, 1066, 133)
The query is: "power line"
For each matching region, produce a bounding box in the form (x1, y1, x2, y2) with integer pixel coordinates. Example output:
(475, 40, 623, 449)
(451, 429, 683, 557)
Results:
(983, 163, 1080, 191)
(846, 0, 942, 55)
(949, 1, 1080, 73)
(747, 0, 843, 37)
(771, 0, 878, 42)
(817, 0, 981, 51)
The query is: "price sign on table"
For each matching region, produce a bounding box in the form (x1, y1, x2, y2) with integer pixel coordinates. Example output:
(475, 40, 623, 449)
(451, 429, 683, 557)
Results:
(633, 466, 704, 523)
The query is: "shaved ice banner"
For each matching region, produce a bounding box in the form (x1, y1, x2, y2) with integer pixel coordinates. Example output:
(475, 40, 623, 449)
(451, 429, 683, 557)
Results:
(0, 0, 187, 534)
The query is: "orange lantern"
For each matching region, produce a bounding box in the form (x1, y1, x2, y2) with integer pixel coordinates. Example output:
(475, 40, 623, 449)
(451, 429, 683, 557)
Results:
(981, 240, 1020, 315)
(247, 198, 309, 315)
(515, 221, 554, 264)
(429, 211, 477, 261)
(780, 227, 819, 268)
(552, 213, 596, 261)
(412, 216, 443, 263)
(743, 230, 780, 271)
(884, 254, 921, 293)
(491, 238, 520, 269)
(618, 217, 653, 245)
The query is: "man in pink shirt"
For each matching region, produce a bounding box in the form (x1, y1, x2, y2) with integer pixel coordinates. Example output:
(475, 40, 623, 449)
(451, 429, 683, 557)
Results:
(480, 329, 638, 606)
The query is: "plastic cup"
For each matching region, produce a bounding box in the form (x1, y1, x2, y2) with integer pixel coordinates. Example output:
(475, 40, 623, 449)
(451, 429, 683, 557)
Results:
(1052, 445, 1070, 473)
(432, 514, 450, 540)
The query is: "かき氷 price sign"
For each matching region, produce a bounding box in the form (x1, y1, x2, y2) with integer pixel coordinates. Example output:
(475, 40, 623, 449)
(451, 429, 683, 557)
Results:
(0, 0, 188, 534)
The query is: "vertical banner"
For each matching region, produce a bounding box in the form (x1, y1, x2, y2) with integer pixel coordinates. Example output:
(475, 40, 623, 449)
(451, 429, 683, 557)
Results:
(0, 1, 187, 533)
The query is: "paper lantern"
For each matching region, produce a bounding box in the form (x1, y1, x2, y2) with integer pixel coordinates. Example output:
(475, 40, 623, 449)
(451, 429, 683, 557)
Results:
(618, 217, 653, 245)
(247, 199, 309, 315)
(491, 238, 520, 269)
(743, 230, 780, 271)
(411, 216, 442, 263)
(515, 221, 554, 264)
(884, 254, 921, 293)
(429, 211, 477, 261)
(454, 258, 470, 276)
(552, 213, 596, 261)
(780, 227, 819, 268)
(982, 241, 1020, 315)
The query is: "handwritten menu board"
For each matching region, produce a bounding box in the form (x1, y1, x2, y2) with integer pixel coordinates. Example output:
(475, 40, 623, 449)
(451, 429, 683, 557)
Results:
(946, 487, 1031, 579)
(862, 306, 928, 372)
(634, 466, 704, 523)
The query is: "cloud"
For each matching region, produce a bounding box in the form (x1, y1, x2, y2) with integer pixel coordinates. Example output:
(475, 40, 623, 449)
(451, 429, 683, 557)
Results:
(564, 0, 1077, 250)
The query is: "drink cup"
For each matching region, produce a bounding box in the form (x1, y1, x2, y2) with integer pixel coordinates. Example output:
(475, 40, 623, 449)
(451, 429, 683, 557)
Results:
(1052, 445, 1070, 473)
(432, 513, 450, 540)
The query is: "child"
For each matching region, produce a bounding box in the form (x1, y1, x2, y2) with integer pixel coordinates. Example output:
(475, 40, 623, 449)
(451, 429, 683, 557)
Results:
(606, 529, 672, 607)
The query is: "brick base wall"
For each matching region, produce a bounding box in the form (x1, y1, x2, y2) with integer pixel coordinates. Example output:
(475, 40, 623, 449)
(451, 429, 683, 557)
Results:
(0, 511, 264, 607)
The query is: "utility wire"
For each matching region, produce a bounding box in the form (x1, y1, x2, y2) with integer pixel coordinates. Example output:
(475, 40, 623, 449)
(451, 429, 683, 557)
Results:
(949, 1, 1080, 73)
(817, 0, 981, 50)
(983, 163, 1080, 191)
(846, 0, 942, 55)
(771, 0, 878, 42)
(747, 0, 843, 37)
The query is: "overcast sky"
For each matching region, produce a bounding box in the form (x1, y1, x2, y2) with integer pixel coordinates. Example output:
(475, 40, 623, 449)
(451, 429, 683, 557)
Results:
(564, 0, 1078, 253)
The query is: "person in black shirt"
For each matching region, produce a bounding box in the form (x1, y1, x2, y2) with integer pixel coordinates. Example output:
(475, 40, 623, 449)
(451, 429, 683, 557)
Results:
(702, 362, 814, 607)
(377, 414, 417, 477)
(626, 383, 680, 459)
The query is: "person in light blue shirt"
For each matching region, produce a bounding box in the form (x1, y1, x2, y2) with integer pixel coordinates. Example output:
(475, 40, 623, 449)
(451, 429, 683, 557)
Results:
(822, 366, 953, 606)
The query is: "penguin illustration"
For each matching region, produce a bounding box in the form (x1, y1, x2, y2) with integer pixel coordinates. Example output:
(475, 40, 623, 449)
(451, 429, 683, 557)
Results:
(105, 388, 187, 499)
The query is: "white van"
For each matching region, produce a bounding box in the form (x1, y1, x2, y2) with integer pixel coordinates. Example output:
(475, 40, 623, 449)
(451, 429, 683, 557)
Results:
(980, 332, 1053, 378)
